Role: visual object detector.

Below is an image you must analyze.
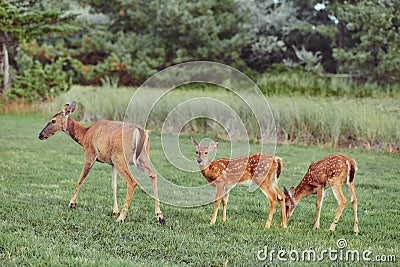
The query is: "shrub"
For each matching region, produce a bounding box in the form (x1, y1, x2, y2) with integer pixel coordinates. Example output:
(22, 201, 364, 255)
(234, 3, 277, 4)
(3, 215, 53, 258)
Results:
(257, 66, 400, 97)
(6, 58, 72, 102)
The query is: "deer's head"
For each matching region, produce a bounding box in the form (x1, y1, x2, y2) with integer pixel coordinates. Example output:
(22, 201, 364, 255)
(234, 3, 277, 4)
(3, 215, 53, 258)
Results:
(191, 138, 218, 168)
(283, 186, 296, 221)
(38, 101, 76, 140)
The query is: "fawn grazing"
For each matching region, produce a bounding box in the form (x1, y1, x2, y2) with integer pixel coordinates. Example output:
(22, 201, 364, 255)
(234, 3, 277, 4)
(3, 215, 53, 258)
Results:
(38, 101, 165, 224)
(284, 154, 358, 234)
(192, 138, 287, 228)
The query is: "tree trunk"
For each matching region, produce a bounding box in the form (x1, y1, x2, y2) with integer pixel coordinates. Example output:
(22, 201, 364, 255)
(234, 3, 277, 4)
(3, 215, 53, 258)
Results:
(0, 40, 11, 94)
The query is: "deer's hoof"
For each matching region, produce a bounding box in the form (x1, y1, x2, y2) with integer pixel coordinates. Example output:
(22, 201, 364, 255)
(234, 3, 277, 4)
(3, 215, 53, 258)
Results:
(158, 217, 166, 226)
(156, 212, 165, 225)
(68, 202, 76, 209)
(116, 216, 126, 223)
(112, 212, 120, 218)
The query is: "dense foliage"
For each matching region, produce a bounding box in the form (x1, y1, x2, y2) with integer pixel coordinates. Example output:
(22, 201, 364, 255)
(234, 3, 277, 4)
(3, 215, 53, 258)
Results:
(1, 0, 400, 100)
(0, 0, 76, 101)
(330, 0, 400, 83)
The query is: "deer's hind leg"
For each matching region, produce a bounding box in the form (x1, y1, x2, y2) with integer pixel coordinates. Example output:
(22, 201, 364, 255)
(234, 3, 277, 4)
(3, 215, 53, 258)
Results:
(348, 182, 359, 234)
(136, 153, 165, 225)
(112, 158, 137, 222)
(111, 166, 119, 217)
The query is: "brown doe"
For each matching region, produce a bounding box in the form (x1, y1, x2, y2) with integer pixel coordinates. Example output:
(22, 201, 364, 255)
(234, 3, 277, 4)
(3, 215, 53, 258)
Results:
(284, 154, 358, 234)
(38, 101, 165, 224)
(192, 138, 287, 228)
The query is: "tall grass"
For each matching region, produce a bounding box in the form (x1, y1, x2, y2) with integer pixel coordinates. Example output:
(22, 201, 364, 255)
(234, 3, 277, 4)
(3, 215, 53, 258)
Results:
(39, 85, 400, 152)
(270, 97, 400, 151)
(257, 69, 400, 98)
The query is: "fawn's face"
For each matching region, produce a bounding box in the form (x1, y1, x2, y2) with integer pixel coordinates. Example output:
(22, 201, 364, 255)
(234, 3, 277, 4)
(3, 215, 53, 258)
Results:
(195, 145, 210, 165)
(38, 102, 76, 140)
(284, 187, 296, 220)
(191, 138, 218, 166)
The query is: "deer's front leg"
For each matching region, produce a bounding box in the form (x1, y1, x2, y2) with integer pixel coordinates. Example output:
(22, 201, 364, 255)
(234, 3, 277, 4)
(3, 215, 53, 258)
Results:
(329, 185, 347, 232)
(313, 187, 325, 229)
(210, 183, 224, 225)
(69, 157, 96, 208)
(276, 187, 287, 228)
(221, 192, 229, 222)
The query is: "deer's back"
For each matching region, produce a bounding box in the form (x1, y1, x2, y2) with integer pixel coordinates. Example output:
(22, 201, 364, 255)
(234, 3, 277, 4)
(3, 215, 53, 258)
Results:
(306, 154, 354, 186)
(84, 120, 146, 164)
(205, 154, 277, 185)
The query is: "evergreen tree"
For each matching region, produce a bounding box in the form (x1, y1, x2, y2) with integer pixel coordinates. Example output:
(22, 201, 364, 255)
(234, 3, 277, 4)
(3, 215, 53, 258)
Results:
(0, 0, 76, 93)
(330, 0, 400, 83)
(239, 0, 299, 72)
(71, 0, 247, 85)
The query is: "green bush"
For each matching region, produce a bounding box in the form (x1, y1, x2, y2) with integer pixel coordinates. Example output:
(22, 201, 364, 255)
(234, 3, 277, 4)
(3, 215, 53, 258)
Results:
(6, 58, 72, 102)
(257, 66, 400, 97)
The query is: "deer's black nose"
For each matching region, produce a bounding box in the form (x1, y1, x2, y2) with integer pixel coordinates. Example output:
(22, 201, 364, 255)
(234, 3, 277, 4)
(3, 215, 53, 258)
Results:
(197, 158, 202, 164)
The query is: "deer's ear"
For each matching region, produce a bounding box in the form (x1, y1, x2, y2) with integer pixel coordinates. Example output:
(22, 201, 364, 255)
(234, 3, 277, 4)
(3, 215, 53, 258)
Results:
(284, 186, 294, 198)
(70, 101, 76, 113)
(284, 186, 289, 196)
(289, 187, 295, 197)
(62, 101, 77, 116)
(208, 140, 219, 151)
(191, 137, 199, 147)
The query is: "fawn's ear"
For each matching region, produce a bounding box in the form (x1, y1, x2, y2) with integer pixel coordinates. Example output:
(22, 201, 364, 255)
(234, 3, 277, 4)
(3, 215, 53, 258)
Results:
(62, 101, 77, 116)
(208, 140, 219, 151)
(284, 186, 289, 196)
(284, 186, 293, 198)
(289, 187, 295, 196)
(191, 137, 199, 147)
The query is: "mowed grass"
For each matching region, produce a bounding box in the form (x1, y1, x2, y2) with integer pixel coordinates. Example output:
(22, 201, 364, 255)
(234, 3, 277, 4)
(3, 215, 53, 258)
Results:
(0, 114, 399, 266)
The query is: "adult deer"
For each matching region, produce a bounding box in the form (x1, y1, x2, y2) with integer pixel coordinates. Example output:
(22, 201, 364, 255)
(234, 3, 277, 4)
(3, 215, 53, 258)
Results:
(38, 101, 165, 224)
(284, 154, 358, 234)
(192, 138, 287, 228)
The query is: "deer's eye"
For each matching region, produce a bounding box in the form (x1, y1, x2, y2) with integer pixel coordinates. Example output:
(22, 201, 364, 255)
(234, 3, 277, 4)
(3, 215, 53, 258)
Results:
(51, 119, 56, 124)
(205, 152, 208, 155)
(195, 151, 199, 155)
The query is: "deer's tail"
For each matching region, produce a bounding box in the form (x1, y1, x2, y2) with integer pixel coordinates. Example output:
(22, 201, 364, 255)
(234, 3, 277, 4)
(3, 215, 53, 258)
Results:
(275, 156, 282, 179)
(347, 158, 357, 184)
(132, 127, 147, 165)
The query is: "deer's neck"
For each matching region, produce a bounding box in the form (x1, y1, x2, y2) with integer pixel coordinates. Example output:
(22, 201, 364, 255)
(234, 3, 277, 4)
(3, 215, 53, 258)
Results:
(200, 161, 217, 183)
(293, 178, 315, 204)
(65, 117, 88, 146)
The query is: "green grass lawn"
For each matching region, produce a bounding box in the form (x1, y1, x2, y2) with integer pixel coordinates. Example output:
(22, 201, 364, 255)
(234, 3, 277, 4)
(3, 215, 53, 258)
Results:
(0, 114, 399, 266)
